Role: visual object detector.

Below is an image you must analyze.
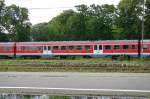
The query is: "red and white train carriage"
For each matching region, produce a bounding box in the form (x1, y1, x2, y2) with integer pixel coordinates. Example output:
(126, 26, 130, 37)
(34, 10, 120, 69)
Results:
(0, 40, 150, 58)
(0, 42, 16, 58)
(16, 41, 94, 58)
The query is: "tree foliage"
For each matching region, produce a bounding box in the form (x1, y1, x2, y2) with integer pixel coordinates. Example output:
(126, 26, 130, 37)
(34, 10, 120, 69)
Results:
(1, 0, 150, 42)
(145, 0, 150, 38)
(31, 4, 116, 41)
(48, 10, 76, 41)
(115, 0, 143, 39)
(0, 0, 5, 34)
(31, 23, 50, 41)
(0, 1, 31, 42)
(4, 5, 31, 41)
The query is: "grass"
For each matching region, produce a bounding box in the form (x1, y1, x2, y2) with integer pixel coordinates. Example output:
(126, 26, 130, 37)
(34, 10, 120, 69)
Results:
(0, 58, 141, 63)
(0, 58, 150, 72)
(0, 58, 112, 64)
(0, 57, 150, 64)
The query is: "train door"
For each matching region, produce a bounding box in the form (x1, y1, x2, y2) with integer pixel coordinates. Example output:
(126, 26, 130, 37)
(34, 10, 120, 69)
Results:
(94, 45, 103, 54)
(43, 46, 52, 55)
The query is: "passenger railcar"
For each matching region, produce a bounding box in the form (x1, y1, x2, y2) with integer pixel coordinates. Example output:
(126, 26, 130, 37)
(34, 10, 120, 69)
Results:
(16, 41, 94, 58)
(0, 40, 150, 58)
(0, 42, 15, 58)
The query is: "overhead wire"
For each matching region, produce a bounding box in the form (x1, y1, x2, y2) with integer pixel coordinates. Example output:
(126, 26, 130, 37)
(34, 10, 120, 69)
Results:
(28, 7, 74, 10)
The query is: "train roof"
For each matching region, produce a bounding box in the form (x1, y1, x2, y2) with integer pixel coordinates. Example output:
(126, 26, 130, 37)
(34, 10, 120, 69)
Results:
(0, 42, 15, 45)
(16, 39, 150, 43)
(16, 41, 93, 46)
(15, 40, 140, 46)
(1, 40, 150, 46)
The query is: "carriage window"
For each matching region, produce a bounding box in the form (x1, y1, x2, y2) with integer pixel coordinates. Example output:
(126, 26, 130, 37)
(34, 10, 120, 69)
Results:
(94, 45, 97, 50)
(37, 46, 43, 50)
(3, 46, 11, 51)
(61, 46, 66, 50)
(143, 44, 148, 49)
(21, 46, 26, 50)
(31, 46, 38, 50)
(17, 47, 20, 50)
(85, 45, 90, 50)
(0, 46, 3, 50)
(123, 45, 128, 49)
(44, 46, 47, 50)
(132, 45, 136, 49)
(76, 46, 82, 50)
(114, 45, 120, 49)
(99, 45, 102, 50)
(69, 46, 74, 50)
(48, 46, 51, 50)
(28, 46, 39, 50)
(105, 45, 111, 50)
(53, 46, 59, 50)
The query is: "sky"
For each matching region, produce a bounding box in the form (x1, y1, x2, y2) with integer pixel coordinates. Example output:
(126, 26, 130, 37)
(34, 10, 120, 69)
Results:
(5, 0, 121, 25)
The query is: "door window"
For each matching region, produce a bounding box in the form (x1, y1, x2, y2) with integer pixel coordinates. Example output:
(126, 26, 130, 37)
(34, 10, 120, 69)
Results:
(99, 45, 102, 50)
(94, 45, 97, 50)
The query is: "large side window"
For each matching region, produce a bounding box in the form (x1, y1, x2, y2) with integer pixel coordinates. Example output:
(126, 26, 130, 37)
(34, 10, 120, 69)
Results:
(21, 46, 26, 50)
(143, 44, 148, 49)
(132, 45, 136, 49)
(85, 45, 91, 50)
(36, 46, 42, 50)
(123, 45, 129, 49)
(28, 46, 40, 50)
(0, 46, 3, 50)
(3, 46, 11, 51)
(76, 45, 82, 50)
(105, 45, 111, 50)
(17, 46, 21, 50)
(114, 45, 120, 49)
(69, 46, 74, 50)
(61, 46, 66, 50)
(53, 46, 59, 50)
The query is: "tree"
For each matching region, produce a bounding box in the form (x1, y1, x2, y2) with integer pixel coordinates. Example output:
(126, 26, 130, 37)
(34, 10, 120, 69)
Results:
(32, 4, 116, 41)
(4, 4, 31, 41)
(86, 4, 115, 40)
(0, 33, 9, 42)
(75, 4, 88, 40)
(144, 0, 150, 38)
(31, 23, 50, 41)
(0, 0, 9, 42)
(48, 10, 77, 41)
(66, 13, 82, 40)
(115, 0, 143, 39)
(32, 1, 150, 41)
(0, 0, 5, 33)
